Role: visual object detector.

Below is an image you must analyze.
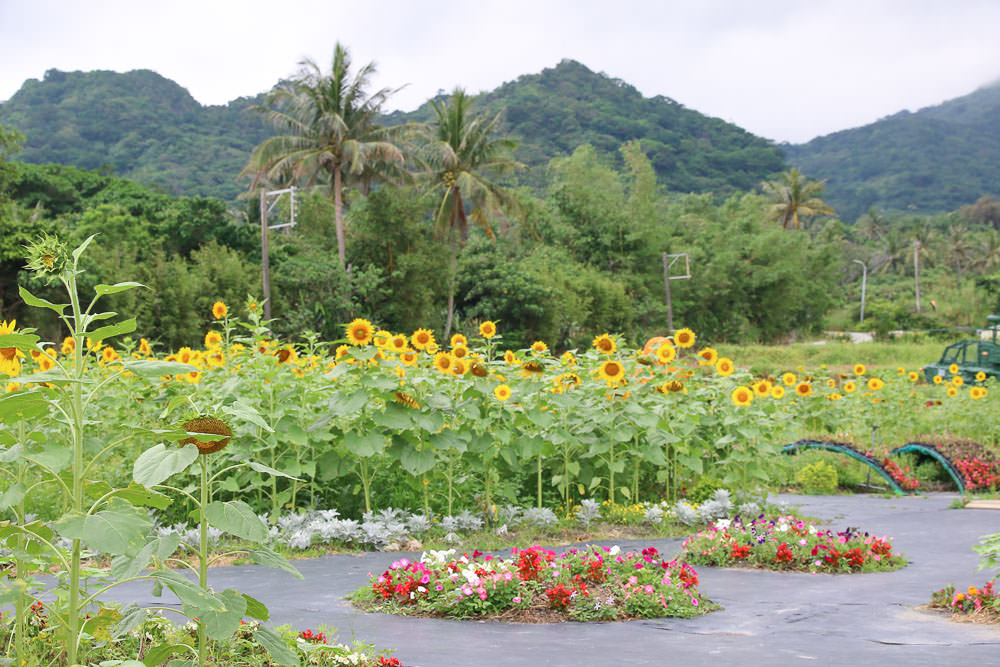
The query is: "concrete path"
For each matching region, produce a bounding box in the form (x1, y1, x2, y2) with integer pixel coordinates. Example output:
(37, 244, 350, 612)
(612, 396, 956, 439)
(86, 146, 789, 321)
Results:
(107, 493, 1000, 666)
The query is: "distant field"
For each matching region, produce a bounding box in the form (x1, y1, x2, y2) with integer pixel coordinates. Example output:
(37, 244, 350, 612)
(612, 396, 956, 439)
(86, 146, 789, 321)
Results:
(716, 341, 944, 374)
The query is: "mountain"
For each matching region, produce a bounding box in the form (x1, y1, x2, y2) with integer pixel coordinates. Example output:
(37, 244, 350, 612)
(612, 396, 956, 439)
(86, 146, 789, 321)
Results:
(385, 59, 787, 195)
(784, 82, 1000, 221)
(0, 68, 272, 200)
(1, 62, 787, 201)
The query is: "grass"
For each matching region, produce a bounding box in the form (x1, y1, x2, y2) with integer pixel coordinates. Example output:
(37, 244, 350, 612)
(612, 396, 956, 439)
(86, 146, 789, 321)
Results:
(716, 340, 946, 374)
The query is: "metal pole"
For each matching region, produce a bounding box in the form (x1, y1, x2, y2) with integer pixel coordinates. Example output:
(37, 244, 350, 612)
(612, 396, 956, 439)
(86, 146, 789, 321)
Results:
(261, 193, 271, 320)
(662, 253, 673, 331)
(852, 259, 867, 323)
(913, 241, 921, 314)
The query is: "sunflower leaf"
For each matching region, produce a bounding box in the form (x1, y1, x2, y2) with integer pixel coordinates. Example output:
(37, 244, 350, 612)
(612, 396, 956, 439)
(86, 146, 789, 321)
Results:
(0, 332, 40, 352)
(88, 318, 137, 343)
(18, 286, 68, 314)
(204, 500, 269, 542)
(254, 625, 300, 666)
(123, 360, 199, 377)
(133, 443, 199, 487)
(95, 282, 146, 296)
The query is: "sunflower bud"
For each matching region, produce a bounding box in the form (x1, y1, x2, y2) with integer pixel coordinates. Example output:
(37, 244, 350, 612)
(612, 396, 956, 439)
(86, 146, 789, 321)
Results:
(470, 362, 488, 378)
(24, 234, 69, 278)
(179, 416, 232, 455)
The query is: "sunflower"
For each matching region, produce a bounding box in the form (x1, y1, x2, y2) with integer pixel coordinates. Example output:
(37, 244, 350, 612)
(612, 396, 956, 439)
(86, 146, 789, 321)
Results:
(101, 347, 120, 364)
(853, 363, 866, 376)
(179, 416, 232, 455)
(204, 331, 222, 349)
(400, 349, 419, 366)
(674, 328, 696, 348)
(504, 350, 520, 366)
(184, 371, 202, 384)
(479, 321, 497, 339)
(897, 367, 906, 376)
(494, 384, 512, 402)
(61, 336, 75, 355)
(781, 372, 796, 386)
(843, 381, 856, 393)
(825, 379, 836, 388)
(433, 352, 453, 374)
(559, 372, 582, 388)
(561, 351, 577, 366)
(656, 343, 677, 364)
(592, 334, 616, 355)
(908, 371, 920, 382)
(827, 392, 843, 401)
(947, 386, 958, 397)
(530, 340, 549, 354)
(795, 381, 813, 397)
(206, 351, 225, 368)
(389, 334, 409, 353)
(335, 344, 351, 362)
(731, 386, 754, 406)
(948, 363, 959, 375)
(450, 358, 469, 376)
(716, 357, 734, 377)
(346, 319, 375, 346)
(933, 375, 943, 384)
(665, 380, 685, 393)
(177, 347, 195, 365)
(394, 392, 420, 409)
(138, 338, 152, 357)
(38, 354, 55, 372)
(971, 387, 987, 400)
(771, 385, 785, 399)
(471, 362, 488, 378)
(753, 379, 772, 397)
(597, 359, 625, 384)
(866, 377, 884, 391)
(452, 343, 469, 359)
(211, 301, 227, 320)
(450, 333, 468, 348)
(521, 361, 544, 377)
(411, 328, 435, 351)
(975, 371, 987, 382)
(951, 375, 964, 387)
(696, 347, 718, 366)
(373, 330, 392, 348)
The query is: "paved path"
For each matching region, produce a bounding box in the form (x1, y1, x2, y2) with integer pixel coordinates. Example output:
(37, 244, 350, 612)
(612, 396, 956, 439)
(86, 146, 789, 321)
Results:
(108, 493, 1000, 666)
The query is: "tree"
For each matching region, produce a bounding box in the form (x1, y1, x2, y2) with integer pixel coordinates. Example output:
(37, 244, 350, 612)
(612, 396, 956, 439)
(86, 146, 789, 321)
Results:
(761, 168, 835, 230)
(960, 195, 1000, 230)
(245, 43, 404, 265)
(418, 88, 522, 338)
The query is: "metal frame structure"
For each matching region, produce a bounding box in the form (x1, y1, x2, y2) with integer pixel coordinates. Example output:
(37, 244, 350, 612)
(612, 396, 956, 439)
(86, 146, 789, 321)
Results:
(661, 252, 690, 331)
(259, 186, 297, 319)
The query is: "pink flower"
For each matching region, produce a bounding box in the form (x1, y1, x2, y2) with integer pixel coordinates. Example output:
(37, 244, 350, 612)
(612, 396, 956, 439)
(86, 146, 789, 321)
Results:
(628, 576, 638, 585)
(513, 596, 522, 603)
(435, 585, 443, 591)
(691, 597, 699, 606)
(644, 585, 654, 594)
(798, 539, 807, 546)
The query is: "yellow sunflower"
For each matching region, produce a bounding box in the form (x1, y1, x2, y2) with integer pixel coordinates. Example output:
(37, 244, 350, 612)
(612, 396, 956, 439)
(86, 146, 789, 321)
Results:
(138, 338, 152, 357)
(434, 352, 453, 374)
(400, 349, 419, 366)
(452, 343, 469, 359)
(559, 372, 582, 389)
(975, 371, 987, 382)
(952, 375, 964, 387)
(971, 387, 987, 400)
(795, 381, 813, 397)
(771, 385, 785, 399)
(828, 392, 843, 401)
(716, 357, 735, 377)
(101, 347, 120, 364)
(450, 358, 469, 376)
(504, 350, 520, 366)
(598, 359, 626, 384)
(731, 386, 754, 406)
(656, 343, 677, 364)
(908, 371, 920, 382)
(450, 333, 468, 348)
(494, 384, 512, 402)
(346, 319, 375, 346)
(37, 354, 55, 372)
(530, 340, 549, 354)
(204, 331, 222, 349)
(948, 363, 960, 375)
(933, 375, 943, 384)
(211, 301, 227, 320)
(696, 347, 718, 366)
(843, 381, 856, 393)
(867, 378, 884, 391)
(674, 328, 696, 348)
(479, 321, 497, 339)
(335, 344, 351, 362)
(373, 330, 392, 348)
(947, 386, 958, 397)
(0, 320, 24, 377)
(753, 379, 772, 397)
(387, 334, 408, 353)
(61, 336, 75, 355)
(853, 363, 866, 376)
(411, 328, 435, 351)
(781, 372, 797, 386)
(561, 350, 577, 366)
(592, 334, 616, 355)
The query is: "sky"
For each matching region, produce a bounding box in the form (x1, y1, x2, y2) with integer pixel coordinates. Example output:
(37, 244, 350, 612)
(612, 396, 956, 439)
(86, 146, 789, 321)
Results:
(2, 0, 999, 144)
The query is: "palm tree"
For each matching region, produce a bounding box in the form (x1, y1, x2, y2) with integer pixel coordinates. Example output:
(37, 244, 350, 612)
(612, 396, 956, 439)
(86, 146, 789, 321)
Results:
(761, 168, 835, 230)
(976, 229, 1000, 273)
(418, 89, 522, 339)
(244, 43, 404, 265)
(943, 224, 973, 282)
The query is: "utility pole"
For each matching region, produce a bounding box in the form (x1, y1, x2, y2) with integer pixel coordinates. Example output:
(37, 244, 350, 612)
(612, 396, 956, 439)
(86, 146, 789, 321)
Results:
(259, 186, 297, 320)
(852, 259, 868, 323)
(661, 253, 691, 332)
(913, 240, 921, 314)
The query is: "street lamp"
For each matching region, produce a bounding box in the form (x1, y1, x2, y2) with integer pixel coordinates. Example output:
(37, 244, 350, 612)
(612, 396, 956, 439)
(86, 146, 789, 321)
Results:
(852, 259, 867, 323)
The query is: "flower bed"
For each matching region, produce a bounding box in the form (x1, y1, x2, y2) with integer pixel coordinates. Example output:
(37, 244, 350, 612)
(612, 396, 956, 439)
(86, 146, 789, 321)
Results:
(929, 581, 999, 622)
(352, 545, 717, 622)
(681, 515, 906, 573)
(908, 437, 1000, 491)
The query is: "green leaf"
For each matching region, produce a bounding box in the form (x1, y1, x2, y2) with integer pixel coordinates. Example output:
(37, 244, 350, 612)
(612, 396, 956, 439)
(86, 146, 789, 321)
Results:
(254, 625, 300, 666)
(204, 500, 269, 542)
(224, 399, 273, 432)
(148, 570, 227, 616)
(247, 460, 300, 480)
(242, 592, 269, 621)
(0, 388, 46, 422)
(112, 603, 146, 639)
(142, 643, 189, 667)
(329, 390, 369, 417)
(0, 443, 23, 463)
(202, 588, 246, 641)
(123, 360, 200, 378)
(249, 545, 304, 580)
(678, 453, 704, 474)
(110, 482, 173, 509)
(374, 403, 413, 430)
(53, 502, 153, 556)
(25, 440, 72, 473)
(399, 446, 436, 476)
(95, 281, 145, 296)
(18, 285, 68, 314)
(100, 660, 147, 667)
(111, 533, 180, 580)
(0, 483, 25, 511)
(133, 443, 199, 487)
(348, 346, 378, 361)
(0, 332, 40, 352)
(88, 318, 137, 344)
(0, 578, 28, 604)
(342, 431, 384, 457)
(82, 606, 122, 641)
(72, 233, 97, 263)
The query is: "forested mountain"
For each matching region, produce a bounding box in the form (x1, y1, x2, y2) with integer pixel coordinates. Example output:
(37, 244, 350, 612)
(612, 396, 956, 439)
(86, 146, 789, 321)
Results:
(1, 62, 786, 201)
(784, 81, 1000, 222)
(384, 59, 787, 194)
(0, 69, 272, 200)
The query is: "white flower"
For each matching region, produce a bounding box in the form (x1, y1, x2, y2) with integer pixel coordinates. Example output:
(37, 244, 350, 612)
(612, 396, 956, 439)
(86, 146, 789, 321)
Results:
(609, 545, 621, 556)
(776, 522, 789, 532)
(715, 519, 732, 530)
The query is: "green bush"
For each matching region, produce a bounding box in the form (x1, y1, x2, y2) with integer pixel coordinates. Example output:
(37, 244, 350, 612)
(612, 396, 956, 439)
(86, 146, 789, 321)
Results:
(687, 477, 724, 503)
(796, 461, 839, 494)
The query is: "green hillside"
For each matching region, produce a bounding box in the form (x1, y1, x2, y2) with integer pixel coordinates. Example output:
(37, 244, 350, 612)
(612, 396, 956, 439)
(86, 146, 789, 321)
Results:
(784, 82, 1000, 221)
(2, 62, 787, 201)
(0, 68, 272, 200)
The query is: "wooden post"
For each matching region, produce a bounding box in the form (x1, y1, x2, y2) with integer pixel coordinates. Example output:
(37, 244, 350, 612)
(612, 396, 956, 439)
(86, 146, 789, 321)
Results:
(914, 241, 921, 314)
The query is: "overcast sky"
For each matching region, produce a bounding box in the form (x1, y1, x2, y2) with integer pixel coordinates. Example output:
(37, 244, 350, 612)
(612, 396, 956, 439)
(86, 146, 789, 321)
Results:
(2, 0, 999, 144)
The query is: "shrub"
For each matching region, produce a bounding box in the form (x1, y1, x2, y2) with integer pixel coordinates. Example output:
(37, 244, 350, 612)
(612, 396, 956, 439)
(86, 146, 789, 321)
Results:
(796, 461, 839, 494)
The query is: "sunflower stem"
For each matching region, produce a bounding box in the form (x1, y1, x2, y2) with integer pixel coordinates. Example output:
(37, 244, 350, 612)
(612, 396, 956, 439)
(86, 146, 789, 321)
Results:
(198, 455, 210, 665)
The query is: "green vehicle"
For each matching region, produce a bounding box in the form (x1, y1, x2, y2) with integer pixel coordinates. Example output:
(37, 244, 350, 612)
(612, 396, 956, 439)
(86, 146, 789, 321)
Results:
(923, 315, 1000, 383)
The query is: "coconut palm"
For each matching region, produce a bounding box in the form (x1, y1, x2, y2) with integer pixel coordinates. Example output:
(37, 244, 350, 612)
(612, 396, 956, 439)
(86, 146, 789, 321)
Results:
(244, 43, 404, 265)
(417, 88, 522, 338)
(761, 168, 835, 230)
